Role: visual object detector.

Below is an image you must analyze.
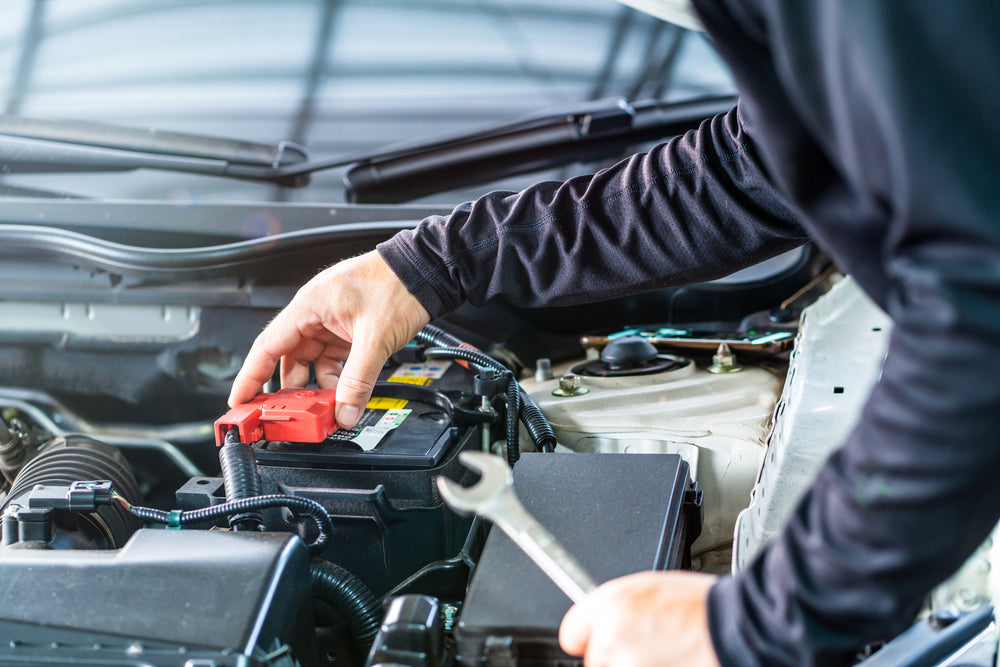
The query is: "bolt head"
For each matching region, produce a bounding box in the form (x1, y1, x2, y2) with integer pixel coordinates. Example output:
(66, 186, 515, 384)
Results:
(559, 374, 581, 392)
(552, 373, 589, 397)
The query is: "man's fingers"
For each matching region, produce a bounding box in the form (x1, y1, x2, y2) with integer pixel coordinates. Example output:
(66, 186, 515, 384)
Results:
(559, 572, 721, 667)
(335, 329, 388, 428)
(279, 335, 331, 389)
(229, 319, 303, 406)
(314, 353, 345, 391)
(280, 354, 312, 389)
(230, 252, 428, 413)
(559, 601, 592, 657)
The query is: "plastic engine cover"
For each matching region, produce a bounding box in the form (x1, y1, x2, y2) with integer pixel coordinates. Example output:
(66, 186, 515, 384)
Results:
(0, 529, 313, 665)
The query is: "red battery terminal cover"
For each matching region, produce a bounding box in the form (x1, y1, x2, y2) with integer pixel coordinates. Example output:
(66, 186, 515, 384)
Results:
(214, 388, 338, 446)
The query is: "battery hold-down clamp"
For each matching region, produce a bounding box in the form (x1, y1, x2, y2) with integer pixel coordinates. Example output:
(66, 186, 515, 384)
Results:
(214, 388, 338, 446)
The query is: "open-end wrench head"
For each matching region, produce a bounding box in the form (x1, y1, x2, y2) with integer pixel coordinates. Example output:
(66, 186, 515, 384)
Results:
(435, 451, 513, 514)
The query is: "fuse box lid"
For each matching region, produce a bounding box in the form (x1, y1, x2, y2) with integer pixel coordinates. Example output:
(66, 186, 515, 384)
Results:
(456, 452, 696, 664)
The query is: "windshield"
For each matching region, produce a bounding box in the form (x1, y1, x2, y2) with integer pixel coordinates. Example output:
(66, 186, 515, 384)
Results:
(0, 0, 734, 204)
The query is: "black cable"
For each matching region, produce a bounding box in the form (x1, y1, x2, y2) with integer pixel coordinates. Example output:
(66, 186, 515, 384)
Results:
(123, 494, 334, 554)
(421, 345, 507, 378)
(423, 346, 519, 462)
(520, 392, 557, 453)
(219, 429, 264, 532)
(415, 323, 466, 349)
(504, 373, 521, 465)
(310, 559, 381, 654)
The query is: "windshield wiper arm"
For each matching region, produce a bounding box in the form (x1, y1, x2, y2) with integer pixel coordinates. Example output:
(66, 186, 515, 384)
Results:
(336, 95, 736, 203)
(0, 116, 311, 186)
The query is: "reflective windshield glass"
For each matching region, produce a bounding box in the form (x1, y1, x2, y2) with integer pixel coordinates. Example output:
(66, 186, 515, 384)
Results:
(0, 0, 734, 203)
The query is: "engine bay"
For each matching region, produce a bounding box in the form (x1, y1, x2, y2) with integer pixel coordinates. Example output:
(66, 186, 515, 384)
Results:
(0, 313, 780, 666)
(0, 260, 994, 667)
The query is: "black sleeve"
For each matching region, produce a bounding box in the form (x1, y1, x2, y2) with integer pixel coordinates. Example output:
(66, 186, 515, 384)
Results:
(376, 105, 808, 319)
(707, 3, 1000, 666)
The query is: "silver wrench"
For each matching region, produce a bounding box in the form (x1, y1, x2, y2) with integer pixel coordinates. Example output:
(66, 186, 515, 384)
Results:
(436, 451, 597, 603)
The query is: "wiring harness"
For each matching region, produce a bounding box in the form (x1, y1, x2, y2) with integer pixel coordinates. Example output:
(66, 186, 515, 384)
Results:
(415, 324, 556, 464)
(111, 490, 334, 554)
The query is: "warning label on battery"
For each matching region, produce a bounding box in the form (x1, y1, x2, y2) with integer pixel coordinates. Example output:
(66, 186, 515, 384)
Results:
(388, 361, 452, 385)
(329, 407, 412, 452)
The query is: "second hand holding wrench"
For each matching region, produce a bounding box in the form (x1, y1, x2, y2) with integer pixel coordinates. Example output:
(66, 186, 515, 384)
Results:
(436, 451, 597, 604)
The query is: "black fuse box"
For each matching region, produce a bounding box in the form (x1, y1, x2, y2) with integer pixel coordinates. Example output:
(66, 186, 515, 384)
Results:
(455, 452, 701, 667)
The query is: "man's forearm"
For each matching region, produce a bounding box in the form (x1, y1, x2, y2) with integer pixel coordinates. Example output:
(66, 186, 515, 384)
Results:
(377, 105, 808, 319)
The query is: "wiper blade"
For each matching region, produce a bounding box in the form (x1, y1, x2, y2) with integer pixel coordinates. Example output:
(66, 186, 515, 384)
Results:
(0, 116, 310, 186)
(339, 95, 736, 203)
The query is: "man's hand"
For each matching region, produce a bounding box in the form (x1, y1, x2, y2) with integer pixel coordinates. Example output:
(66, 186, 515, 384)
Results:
(228, 251, 430, 428)
(559, 571, 721, 667)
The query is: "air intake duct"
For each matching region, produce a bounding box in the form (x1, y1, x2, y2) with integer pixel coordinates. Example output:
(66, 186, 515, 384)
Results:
(3, 435, 142, 549)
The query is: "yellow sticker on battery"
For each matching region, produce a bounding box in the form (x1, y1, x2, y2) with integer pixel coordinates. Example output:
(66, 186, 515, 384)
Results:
(386, 376, 433, 386)
(366, 397, 409, 409)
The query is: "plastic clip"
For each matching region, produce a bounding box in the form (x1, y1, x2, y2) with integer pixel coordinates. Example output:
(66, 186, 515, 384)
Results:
(166, 509, 184, 530)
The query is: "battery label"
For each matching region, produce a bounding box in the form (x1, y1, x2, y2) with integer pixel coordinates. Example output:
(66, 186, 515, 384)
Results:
(388, 361, 452, 385)
(330, 407, 412, 452)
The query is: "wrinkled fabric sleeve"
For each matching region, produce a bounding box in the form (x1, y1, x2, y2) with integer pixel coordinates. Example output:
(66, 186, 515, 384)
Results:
(377, 105, 808, 319)
(707, 3, 1000, 666)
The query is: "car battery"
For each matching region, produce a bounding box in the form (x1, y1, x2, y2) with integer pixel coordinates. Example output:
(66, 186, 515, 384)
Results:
(194, 358, 491, 596)
(455, 452, 701, 667)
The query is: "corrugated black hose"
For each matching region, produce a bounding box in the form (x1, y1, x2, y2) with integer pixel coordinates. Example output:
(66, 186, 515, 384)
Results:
(415, 323, 465, 349)
(504, 372, 521, 465)
(519, 392, 556, 453)
(219, 429, 264, 531)
(310, 559, 381, 655)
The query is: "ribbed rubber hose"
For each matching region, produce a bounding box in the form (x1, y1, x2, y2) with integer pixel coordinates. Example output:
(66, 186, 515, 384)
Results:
(310, 559, 382, 654)
(5, 435, 142, 548)
(219, 429, 264, 531)
(125, 494, 334, 554)
(504, 373, 521, 466)
(520, 392, 556, 453)
(415, 324, 466, 349)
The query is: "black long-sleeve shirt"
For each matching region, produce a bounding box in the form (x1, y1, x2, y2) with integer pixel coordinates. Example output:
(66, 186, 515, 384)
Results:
(377, 1, 1000, 664)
